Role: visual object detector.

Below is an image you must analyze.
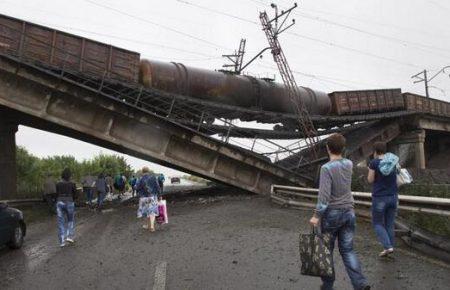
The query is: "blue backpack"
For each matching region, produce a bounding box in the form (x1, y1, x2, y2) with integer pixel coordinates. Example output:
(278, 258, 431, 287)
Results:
(114, 175, 124, 187)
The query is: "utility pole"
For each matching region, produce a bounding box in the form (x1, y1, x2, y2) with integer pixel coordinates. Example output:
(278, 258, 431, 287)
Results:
(259, 2, 319, 165)
(411, 66, 450, 98)
(221, 39, 246, 74)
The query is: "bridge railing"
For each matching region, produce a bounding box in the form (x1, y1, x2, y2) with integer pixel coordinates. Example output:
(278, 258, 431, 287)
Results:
(271, 185, 450, 217)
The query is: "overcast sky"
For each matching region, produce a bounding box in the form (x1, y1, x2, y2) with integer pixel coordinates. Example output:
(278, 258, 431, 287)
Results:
(1, 0, 449, 175)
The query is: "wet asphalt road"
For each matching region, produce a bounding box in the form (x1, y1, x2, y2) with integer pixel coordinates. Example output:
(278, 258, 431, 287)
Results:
(0, 194, 449, 290)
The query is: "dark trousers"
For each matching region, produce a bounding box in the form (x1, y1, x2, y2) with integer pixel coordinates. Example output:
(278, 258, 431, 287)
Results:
(83, 187, 94, 204)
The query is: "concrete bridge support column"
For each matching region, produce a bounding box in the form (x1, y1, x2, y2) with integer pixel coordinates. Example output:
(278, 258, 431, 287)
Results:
(0, 120, 18, 199)
(389, 129, 426, 169)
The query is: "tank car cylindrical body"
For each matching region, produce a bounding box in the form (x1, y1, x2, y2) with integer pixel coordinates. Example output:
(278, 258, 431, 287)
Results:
(139, 59, 331, 116)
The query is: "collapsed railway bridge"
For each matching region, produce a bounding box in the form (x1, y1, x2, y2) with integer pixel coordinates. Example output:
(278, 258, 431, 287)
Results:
(1, 14, 450, 198)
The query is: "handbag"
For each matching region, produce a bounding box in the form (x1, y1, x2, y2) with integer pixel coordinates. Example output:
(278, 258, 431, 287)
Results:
(396, 164, 413, 187)
(299, 226, 334, 278)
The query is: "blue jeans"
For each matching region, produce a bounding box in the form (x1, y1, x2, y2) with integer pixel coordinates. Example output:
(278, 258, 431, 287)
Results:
(97, 191, 105, 208)
(321, 208, 368, 290)
(372, 195, 397, 250)
(84, 187, 94, 204)
(56, 201, 75, 244)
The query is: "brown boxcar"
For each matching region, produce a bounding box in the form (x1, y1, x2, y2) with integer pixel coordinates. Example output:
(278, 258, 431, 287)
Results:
(403, 92, 450, 117)
(329, 88, 404, 115)
(403, 93, 430, 113)
(0, 14, 140, 83)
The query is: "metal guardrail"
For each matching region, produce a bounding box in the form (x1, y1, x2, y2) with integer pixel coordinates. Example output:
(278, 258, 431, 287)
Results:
(271, 185, 450, 217)
(0, 188, 84, 206)
(0, 198, 43, 206)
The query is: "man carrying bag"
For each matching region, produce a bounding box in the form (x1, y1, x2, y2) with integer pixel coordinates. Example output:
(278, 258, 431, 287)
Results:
(305, 133, 370, 290)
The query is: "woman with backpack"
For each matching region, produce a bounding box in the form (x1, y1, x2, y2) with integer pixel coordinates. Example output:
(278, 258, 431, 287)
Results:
(113, 173, 126, 200)
(367, 141, 399, 257)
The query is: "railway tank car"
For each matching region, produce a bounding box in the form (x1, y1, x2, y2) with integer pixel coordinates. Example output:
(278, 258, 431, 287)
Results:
(139, 59, 331, 116)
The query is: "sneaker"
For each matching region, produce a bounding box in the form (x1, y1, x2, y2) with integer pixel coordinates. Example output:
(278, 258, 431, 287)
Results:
(379, 248, 394, 257)
(66, 238, 75, 244)
(60, 243, 66, 248)
(142, 224, 149, 229)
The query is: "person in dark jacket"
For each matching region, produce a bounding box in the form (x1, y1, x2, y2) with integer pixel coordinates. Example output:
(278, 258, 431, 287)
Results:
(129, 175, 138, 197)
(157, 174, 165, 195)
(367, 142, 399, 257)
(96, 173, 108, 212)
(136, 167, 161, 232)
(55, 168, 78, 247)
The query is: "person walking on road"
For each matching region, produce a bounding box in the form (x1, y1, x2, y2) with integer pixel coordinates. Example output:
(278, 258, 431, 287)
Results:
(43, 173, 57, 211)
(309, 133, 370, 290)
(157, 173, 165, 195)
(136, 167, 161, 232)
(81, 174, 96, 207)
(114, 173, 126, 200)
(129, 175, 137, 197)
(96, 173, 108, 212)
(367, 142, 399, 257)
(43, 173, 56, 196)
(55, 168, 78, 247)
(105, 174, 114, 199)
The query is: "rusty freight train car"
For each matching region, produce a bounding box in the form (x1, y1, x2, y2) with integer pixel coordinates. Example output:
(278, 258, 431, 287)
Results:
(403, 92, 450, 117)
(0, 14, 140, 83)
(328, 88, 404, 115)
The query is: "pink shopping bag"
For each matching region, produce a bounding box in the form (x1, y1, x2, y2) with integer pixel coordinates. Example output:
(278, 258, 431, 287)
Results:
(156, 200, 168, 224)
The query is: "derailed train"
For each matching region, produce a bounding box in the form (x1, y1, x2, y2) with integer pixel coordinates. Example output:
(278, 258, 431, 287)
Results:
(1, 13, 449, 120)
(139, 59, 331, 115)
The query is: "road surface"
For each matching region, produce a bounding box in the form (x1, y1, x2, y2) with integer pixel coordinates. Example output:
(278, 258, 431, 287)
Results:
(0, 194, 448, 289)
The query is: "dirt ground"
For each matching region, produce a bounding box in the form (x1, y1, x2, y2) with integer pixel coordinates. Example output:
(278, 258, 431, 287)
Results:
(0, 194, 449, 290)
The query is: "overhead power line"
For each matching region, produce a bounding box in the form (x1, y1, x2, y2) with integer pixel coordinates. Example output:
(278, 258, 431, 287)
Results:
(175, 0, 425, 69)
(249, 0, 450, 58)
(300, 6, 450, 40)
(82, 0, 229, 50)
(286, 31, 422, 69)
(176, 0, 258, 24)
(295, 11, 450, 57)
(411, 66, 450, 98)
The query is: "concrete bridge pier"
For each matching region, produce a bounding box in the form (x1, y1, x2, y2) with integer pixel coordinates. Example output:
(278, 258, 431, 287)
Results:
(0, 119, 18, 199)
(389, 129, 426, 169)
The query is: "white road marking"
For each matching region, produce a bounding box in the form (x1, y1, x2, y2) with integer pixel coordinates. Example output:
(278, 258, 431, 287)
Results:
(101, 208, 115, 213)
(152, 261, 167, 290)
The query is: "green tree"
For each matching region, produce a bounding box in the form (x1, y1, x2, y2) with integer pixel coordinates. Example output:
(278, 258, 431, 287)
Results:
(15, 147, 135, 198)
